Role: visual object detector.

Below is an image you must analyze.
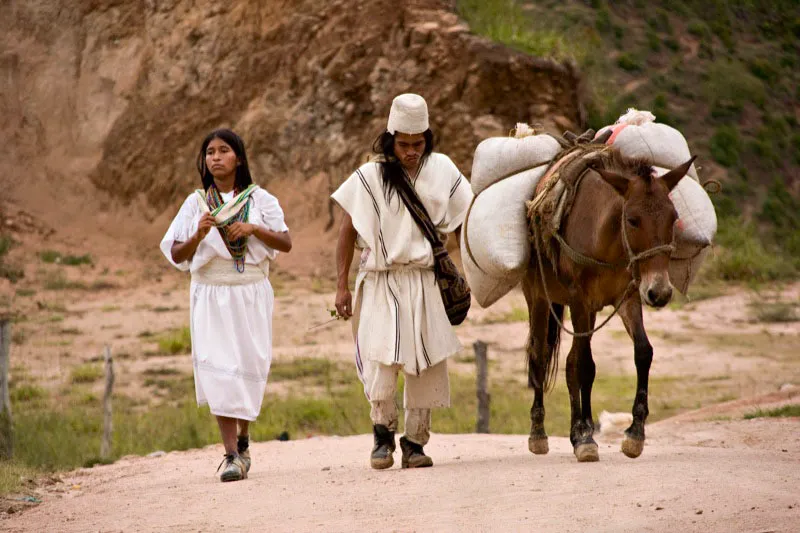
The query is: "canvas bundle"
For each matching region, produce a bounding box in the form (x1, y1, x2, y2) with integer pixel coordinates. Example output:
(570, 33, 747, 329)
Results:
(597, 112, 718, 293)
(462, 127, 562, 307)
(470, 131, 562, 195)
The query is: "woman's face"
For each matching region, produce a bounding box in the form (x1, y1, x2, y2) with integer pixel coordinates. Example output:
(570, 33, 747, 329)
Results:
(205, 137, 239, 181)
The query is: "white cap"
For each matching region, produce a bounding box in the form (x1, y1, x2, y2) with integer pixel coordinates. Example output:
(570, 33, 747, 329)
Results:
(386, 93, 429, 135)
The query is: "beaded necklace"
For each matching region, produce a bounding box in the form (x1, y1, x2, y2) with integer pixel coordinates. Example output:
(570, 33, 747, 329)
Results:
(206, 184, 251, 273)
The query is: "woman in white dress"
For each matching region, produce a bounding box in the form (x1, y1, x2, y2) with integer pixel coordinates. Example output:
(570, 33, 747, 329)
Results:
(160, 129, 291, 482)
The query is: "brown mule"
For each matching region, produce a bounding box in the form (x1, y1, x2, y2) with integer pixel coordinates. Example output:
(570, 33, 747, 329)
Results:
(524, 145, 695, 462)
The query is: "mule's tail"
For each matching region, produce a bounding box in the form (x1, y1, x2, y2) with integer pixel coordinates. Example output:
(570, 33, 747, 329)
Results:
(527, 303, 564, 392)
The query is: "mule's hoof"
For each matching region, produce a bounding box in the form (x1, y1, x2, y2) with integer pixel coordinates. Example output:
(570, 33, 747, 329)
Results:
(528, 437, 549, 455)
(574, 443, 599, 462)
(621, 436, 644, 458)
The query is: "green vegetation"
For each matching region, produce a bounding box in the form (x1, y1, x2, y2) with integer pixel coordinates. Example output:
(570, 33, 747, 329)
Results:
(748, 300, 798, 323)
(456, 0, 576, 60)
(744, 405, 800, 420)
(457, 0, 800, 281)
(6, 356, 739, 481)
(701, 217, 797, 283)
(0, 462, 40, 496)
(70, 364, 104, 384)
(156, 327, 192, 355)
(0, 234, 24, 283)
(39, 251, 93, 266)
(481, 306, 528, 324)
(43, 271, 117, 291)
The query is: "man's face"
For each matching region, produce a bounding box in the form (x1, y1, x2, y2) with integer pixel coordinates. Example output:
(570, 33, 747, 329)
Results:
(393, 132, 426, 171)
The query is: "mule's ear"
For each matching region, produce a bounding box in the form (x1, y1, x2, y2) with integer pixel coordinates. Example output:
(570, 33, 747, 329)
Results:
(590, 164, 630, 196)
(659, 155, 697, 191)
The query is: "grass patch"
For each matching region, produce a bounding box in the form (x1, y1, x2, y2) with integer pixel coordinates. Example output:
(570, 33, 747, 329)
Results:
(0, 236, 11, 259)
(0, 235, 24, 283)
(11, 328, 27, 345)
(457, 0, 576, 60)
(669, 282, 726, 309)
(101, 305, 121, 312)
(481, 306, 528, 324)
(748, 301, 798, 323)
(156, 327, 191, 355)
(43, 272, 117, 291)
(88, 279, 117, 291)
(701, 217, 797, 283)
(152, 306, 180, 313)
(0, 461, 41, 496)
(143, 367, 182, 377)
(39, 251, 93, 266)
(15, 288, 36, 297)
(10, 384, 48, 404)
(269, 358, 350, 388)
(743, 405, 800, 420)
(70, 364, 103, 384)
(43, 272, 86, 291)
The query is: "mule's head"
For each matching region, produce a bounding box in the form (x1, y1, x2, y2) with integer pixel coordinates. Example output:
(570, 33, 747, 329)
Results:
(592, 155, 696, 308)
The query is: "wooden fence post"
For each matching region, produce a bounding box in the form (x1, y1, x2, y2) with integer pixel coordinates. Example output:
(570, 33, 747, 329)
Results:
(0, 318, 13, 459)
(101, 345, 114, 459)
(474, 340, 490, 434)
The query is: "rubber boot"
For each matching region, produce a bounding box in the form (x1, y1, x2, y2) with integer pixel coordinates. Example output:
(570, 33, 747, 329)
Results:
(370, 424, 396, 470)
(400, 436, 433, 469)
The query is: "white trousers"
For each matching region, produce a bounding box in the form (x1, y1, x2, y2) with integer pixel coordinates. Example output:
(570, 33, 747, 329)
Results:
(359, 359, 449, 446)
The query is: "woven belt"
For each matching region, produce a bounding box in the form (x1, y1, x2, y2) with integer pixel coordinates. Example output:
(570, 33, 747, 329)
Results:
(192, 257, 270, 286)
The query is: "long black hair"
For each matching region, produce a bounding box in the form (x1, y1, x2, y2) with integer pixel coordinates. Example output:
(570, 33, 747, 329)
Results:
(371, 129, 435, 202)
(196, 128, 254, 192)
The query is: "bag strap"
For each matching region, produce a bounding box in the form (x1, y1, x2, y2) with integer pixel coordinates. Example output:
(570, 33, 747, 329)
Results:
(393, 170, 445, 254)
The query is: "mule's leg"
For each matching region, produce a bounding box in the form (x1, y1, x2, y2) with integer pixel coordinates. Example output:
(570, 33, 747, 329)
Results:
(619, 297, 651, 458)
(578, 310, 599, 460)
(523, 279, 551, 455)
(568, 305, 599, 462)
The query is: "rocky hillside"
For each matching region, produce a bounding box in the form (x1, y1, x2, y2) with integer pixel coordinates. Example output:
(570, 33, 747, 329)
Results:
(1, 0, 581, 242)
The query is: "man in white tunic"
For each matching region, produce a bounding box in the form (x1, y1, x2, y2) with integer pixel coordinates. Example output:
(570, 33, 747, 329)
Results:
(332, 94, 472, 469)
(161, 129, 292, 482)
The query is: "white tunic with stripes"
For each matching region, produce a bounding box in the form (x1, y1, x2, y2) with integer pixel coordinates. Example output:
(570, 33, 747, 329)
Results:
(331, 153, 473, 376)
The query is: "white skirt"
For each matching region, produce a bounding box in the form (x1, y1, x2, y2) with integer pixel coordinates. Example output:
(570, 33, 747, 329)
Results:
(353, 267, 462, 377)
(189, 273, 274, 421)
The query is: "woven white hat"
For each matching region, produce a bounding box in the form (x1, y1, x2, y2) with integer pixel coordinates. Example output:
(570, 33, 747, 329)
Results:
(386, 93, 429, 135)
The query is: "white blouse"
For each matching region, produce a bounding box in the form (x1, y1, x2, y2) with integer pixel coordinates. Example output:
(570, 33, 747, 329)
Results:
(160, 187, 289, 273)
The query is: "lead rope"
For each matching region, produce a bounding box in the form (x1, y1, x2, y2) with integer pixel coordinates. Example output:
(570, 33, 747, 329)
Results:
(532, 220, 635, 338)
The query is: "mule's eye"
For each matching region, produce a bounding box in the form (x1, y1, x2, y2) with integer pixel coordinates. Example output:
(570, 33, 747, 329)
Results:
(627, 216, 640, 228)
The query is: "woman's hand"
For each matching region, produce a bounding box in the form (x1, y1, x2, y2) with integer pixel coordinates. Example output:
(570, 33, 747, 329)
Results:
(335, 287, 353, 319)
(195, 213, 216, 241)
(226, 222, 256, 240)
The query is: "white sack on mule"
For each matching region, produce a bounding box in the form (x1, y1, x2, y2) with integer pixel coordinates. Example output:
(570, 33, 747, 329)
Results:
(471, 133, 560, 195)
(655, 166, 717, 247)
(656, 166, 717, 294)
(461, 236, 520, 308)
(598, 110, 717, 295)
(597, 121, 700, 181)
(461, 165, 548, 307)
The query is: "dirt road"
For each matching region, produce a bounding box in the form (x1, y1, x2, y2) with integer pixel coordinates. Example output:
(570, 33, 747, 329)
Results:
(3, 405, 798, 533)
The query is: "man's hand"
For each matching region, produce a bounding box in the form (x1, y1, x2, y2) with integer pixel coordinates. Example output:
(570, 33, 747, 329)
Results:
(335, 288, 353, 319)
